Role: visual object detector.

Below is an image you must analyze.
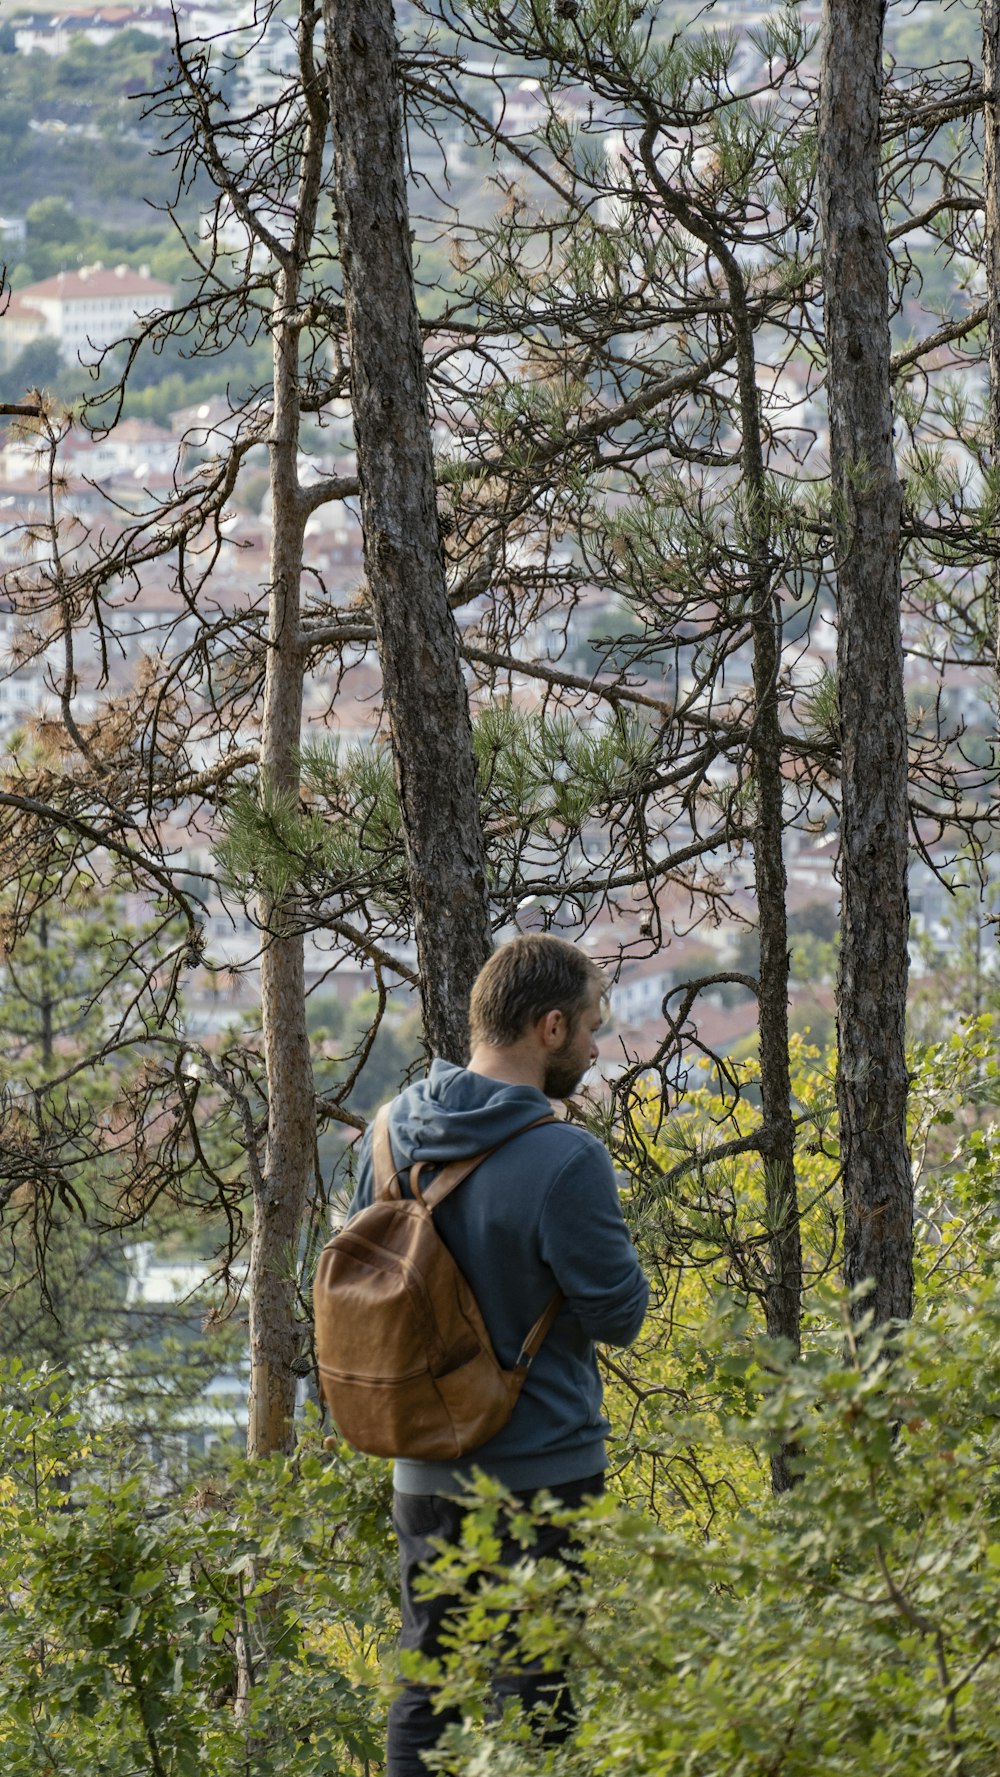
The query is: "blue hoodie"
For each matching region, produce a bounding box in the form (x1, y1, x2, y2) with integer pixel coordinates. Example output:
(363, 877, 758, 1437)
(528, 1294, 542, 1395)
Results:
(347, 1059, 649, 1496)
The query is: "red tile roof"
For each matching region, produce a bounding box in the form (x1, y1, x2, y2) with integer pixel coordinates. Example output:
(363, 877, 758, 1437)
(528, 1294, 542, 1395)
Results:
(17, 265, 172, 302)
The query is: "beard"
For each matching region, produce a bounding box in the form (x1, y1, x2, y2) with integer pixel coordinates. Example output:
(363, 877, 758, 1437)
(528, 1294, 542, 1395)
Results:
(542, 1043, 590, 1101)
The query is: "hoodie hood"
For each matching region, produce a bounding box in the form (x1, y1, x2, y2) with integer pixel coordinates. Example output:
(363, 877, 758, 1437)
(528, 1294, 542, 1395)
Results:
(387, 1059, 553, 1167)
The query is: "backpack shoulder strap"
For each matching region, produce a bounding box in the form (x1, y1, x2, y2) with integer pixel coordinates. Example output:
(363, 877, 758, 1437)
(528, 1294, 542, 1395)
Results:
(371, 1104, 403, 1203)
(419, 1114, 557, 1210)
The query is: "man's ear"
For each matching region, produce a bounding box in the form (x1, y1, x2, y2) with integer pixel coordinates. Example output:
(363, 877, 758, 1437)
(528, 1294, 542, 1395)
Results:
(535, 1008, 567, 1050)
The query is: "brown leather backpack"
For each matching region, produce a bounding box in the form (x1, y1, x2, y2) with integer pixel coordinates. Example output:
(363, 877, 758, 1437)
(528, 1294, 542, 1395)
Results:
(313, 1104, 563, 1460)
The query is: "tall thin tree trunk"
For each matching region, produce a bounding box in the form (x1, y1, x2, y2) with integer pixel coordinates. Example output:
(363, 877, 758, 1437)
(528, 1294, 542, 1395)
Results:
(820, 0, 913, 1329)
(731, 278, 801, 1494)
(38, 911, 53, 1070)
(247, 297, 316, 1459)
(325, 0, 492, 1062)
(983, 1, 1000, 679)
(245, 12, 327, 1459)
(637, 125, 801, 1487)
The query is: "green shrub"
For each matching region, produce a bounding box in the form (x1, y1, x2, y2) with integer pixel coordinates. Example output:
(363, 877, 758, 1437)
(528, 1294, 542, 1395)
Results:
(6, 1291, 1000, 1774)
(0, 1374, 394, 1775)
(416, 1294, 1000, 1775)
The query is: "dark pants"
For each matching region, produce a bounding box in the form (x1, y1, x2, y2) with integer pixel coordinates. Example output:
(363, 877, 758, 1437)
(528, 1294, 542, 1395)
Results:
(386, 1473, 603, 1777)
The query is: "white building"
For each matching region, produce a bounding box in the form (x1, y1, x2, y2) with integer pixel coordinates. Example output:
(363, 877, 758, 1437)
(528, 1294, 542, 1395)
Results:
(0, 263, 172, 367)
(13, 7, 189, 56)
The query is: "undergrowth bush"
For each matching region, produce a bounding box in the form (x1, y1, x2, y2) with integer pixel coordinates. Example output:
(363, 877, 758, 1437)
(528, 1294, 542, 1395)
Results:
(0, 1372, 394, 1776)
(5, 1289, 1000, 1773)
(4, 1019, 1000, 1772)
(419, 1293, 1000, 1775)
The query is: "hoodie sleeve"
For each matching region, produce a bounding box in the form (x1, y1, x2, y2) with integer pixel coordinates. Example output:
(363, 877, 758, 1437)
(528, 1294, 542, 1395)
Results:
(537, 1135, 649, 1347)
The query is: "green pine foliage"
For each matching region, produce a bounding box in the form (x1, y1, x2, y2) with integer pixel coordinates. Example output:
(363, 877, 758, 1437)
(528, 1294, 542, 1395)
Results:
(216, 707, 663, 914)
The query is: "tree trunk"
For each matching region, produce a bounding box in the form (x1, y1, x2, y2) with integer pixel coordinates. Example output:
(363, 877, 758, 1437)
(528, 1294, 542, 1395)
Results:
(325, 0, 492, 1062)
(38, 911, 53, 1070)
(820, 0, 913, 1329)
(636, 123, 800, 1488)
(245, 14, 328, 1457)
(733, 279, 801, 1494)
(246, 297, 316, 1458)
(983, 1, 1000, 680)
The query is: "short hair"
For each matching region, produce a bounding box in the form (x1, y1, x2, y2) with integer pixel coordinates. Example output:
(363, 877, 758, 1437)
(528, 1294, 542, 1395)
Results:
(468, 935, 605, 1048)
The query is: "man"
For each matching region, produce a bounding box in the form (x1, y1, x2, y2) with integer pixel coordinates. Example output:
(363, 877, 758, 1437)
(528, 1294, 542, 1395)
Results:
(346, 934, 649, 1777)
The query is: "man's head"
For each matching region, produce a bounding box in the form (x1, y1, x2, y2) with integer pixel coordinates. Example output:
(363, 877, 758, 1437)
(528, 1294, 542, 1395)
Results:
(468, 935, 606, 1098)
